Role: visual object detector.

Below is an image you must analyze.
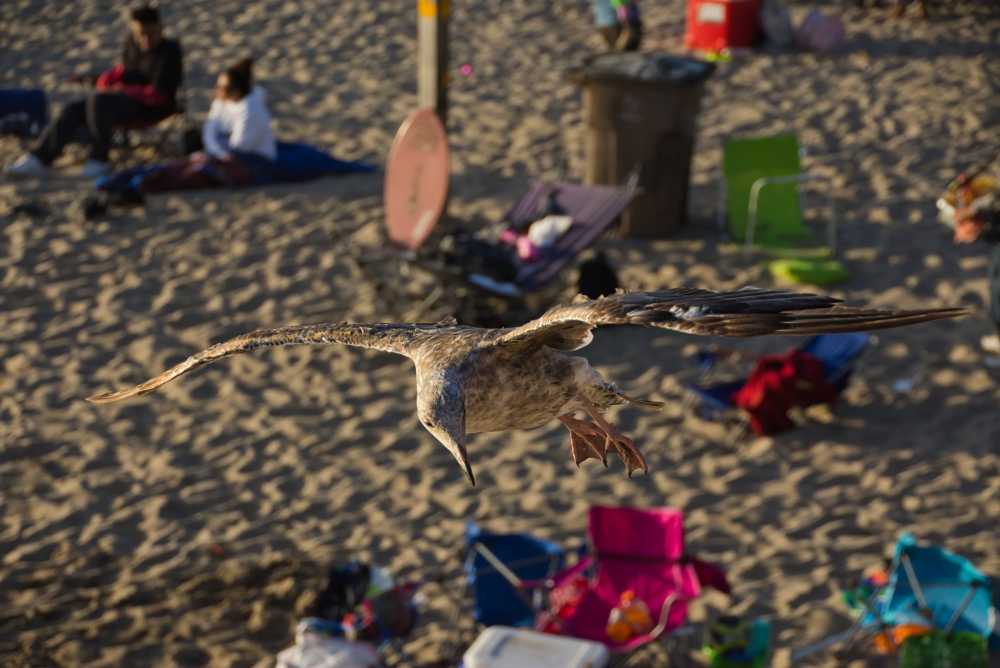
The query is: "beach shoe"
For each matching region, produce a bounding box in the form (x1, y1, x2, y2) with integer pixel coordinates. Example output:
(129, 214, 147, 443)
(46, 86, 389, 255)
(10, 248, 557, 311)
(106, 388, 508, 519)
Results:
(80, 160, 111, 178)
(4, 153, 46, 178)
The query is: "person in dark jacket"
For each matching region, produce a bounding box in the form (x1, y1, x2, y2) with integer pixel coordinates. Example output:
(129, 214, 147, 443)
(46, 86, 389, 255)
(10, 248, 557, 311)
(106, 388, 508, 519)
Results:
(5, 4, 183, 178)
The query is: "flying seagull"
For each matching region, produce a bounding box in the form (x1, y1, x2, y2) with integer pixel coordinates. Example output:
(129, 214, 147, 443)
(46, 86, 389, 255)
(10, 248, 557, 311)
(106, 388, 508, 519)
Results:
(87, 287, 965, 485)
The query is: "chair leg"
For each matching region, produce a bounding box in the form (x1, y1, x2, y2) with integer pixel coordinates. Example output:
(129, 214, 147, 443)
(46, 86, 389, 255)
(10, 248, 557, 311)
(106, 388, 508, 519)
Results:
(900, 553, 932, 621)
(943, 583, 979, 634)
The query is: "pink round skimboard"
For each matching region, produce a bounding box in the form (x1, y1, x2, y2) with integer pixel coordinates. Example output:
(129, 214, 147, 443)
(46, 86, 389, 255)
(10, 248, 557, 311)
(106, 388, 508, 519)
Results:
(384, 108, 449, 250)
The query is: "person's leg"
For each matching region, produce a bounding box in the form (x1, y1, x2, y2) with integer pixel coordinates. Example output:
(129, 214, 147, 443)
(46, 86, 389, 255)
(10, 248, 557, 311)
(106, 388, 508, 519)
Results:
(140, 158, 219, 193)
(594, 0, 620, 49)
(618, 2, 643, 51)
(32, 99, 87, 165)
(230, 149, 278, 185)
(84, 92, 156, 163)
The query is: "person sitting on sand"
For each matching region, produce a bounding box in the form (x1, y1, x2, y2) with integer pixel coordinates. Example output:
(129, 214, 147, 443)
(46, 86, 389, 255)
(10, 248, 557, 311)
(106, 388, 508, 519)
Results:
(201, 57, 276, 167)
(5, 4, 183, 179)
(84, 57, 279, 211)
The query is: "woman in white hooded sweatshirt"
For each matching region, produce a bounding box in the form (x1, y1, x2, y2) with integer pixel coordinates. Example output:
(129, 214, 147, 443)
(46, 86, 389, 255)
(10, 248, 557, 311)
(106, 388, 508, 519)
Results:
(202, 58, 276, 167)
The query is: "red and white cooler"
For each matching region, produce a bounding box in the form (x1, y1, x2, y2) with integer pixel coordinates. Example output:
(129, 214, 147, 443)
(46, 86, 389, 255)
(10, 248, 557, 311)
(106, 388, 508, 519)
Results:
(684, 0, 761, 52)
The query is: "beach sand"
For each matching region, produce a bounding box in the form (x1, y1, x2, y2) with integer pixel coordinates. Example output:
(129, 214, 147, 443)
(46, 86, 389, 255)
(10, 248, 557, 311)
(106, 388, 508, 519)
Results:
(2, 0, 999, 666)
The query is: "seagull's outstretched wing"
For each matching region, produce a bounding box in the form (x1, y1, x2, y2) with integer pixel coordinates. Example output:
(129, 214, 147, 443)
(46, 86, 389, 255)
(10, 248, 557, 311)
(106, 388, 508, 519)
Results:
(88, 322, 433, 404)
(490, 287, 967, 352)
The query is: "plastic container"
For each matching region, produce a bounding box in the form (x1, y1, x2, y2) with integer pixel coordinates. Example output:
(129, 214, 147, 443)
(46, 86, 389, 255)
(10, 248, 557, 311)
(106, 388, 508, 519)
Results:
(684, 0, 761, 52)
(571, 52, 715, 239)
(620, 591, 653, 634)
(275, 629, 380, 668)
(606, 607, 632, 643)
(463, 626, 610, 668)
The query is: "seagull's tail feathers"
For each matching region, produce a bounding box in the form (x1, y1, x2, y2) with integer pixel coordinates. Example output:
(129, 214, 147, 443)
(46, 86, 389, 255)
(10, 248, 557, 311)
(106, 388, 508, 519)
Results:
(87, 323, 415, 404)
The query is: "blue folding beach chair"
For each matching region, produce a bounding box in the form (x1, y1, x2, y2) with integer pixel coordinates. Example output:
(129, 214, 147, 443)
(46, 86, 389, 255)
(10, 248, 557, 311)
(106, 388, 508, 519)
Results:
(685, 332, 870, 421)
(464, 522, 572, 628)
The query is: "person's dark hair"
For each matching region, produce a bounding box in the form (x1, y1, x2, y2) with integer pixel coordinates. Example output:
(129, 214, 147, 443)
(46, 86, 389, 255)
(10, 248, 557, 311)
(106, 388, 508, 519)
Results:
(130, 4, 161, 24)
(224, 58, 254, 99)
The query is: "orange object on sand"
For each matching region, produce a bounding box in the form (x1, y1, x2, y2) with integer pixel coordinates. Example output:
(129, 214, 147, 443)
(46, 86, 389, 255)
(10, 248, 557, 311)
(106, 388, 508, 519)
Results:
(866, 568, 889, 587)
(873, 624, 932, 653)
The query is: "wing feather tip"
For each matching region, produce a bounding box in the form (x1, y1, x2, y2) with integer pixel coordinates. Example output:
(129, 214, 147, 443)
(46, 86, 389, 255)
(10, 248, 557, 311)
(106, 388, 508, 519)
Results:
(86, 388, 136, 404)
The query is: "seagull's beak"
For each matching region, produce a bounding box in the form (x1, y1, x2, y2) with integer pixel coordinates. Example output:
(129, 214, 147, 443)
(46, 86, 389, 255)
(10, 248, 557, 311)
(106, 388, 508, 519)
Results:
(450, 441, 476, 487)
(434, 431, 476, 487)
(422, 407, 476, 486)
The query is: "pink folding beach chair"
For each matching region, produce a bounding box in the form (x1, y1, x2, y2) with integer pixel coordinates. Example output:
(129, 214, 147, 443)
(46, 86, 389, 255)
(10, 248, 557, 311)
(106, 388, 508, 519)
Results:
(538, 506, 731, 660)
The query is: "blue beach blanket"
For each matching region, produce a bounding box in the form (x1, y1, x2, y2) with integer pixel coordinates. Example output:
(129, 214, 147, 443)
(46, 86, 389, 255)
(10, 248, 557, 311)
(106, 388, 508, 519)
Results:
(97, 141, 374, 196)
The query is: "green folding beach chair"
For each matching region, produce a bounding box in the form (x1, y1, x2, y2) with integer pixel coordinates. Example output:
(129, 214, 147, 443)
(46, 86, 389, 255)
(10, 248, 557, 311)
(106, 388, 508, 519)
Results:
(720, 134, 849, 286)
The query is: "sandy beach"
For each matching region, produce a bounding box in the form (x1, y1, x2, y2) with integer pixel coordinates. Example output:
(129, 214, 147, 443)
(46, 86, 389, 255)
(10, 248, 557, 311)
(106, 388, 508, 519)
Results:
(2, 0, 999, 666)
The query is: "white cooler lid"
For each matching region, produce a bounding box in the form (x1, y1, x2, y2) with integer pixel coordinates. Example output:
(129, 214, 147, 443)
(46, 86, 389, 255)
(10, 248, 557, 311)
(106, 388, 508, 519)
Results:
(462, 626, 609, 668)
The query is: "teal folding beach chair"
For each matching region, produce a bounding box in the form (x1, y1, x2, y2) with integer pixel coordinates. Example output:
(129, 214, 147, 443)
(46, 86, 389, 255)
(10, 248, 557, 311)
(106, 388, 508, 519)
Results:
(720, 134, 849, 286)
(792, 532, 997, 665)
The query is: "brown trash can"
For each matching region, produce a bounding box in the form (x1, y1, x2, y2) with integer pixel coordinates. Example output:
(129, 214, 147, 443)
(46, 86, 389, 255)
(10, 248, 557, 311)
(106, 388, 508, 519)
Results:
(572, 53, 715, 239)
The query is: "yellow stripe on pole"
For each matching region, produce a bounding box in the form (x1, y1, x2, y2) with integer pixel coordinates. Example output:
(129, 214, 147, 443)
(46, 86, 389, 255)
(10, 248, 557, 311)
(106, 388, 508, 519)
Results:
(418, 0, 449, 18)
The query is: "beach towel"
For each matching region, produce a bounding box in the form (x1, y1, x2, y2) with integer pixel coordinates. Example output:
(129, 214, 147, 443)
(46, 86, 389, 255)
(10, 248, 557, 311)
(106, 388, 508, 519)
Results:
(96, 141, 374, 198)
(272, 142, 374, 182)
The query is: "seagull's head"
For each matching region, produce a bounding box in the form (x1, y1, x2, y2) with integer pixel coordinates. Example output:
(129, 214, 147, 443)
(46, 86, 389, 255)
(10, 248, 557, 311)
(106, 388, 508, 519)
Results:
(417, 376, 476, 487)
(422, 410, 475, 487)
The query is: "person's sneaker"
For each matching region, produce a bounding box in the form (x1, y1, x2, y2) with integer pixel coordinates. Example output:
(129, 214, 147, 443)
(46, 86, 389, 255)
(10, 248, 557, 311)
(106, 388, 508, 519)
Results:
(4, 153, 47, 178)
(80, 160, 111, 178)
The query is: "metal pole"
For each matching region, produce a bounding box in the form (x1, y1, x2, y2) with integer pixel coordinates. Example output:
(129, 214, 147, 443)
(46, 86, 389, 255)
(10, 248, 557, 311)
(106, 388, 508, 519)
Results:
(417, 0, 449, 126)
(473, 542, 523, 588)
(942, 584, 978, 634)
(900, 554, 931, 615)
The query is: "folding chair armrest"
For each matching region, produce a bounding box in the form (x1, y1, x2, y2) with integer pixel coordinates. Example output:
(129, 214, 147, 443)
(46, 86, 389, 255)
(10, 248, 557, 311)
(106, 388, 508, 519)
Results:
(745, 173, 837, 256)
(646, 592, 680, 642)
(513, 577, 554, 593)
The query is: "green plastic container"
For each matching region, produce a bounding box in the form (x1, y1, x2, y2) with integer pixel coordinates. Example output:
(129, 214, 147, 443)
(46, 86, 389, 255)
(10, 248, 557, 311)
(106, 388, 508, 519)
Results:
(898, 631, 988, 668)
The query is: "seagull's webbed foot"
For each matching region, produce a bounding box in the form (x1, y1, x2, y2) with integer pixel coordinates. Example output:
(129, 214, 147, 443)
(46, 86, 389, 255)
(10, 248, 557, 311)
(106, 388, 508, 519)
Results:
(606, 430, 648, 478)
(559, 406, 648, 478)
(582, 399, 648, 478)
(558, 414, 608, 467)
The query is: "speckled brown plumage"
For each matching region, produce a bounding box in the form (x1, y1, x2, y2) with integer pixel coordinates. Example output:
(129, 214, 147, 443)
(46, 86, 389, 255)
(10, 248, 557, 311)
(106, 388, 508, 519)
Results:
(87, 287, 967, 485)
